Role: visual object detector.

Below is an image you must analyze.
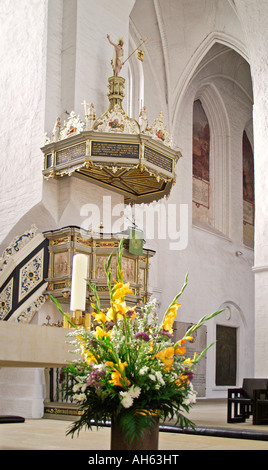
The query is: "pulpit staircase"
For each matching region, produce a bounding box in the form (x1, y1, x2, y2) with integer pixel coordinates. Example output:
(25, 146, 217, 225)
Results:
(0, 225, 49, 324)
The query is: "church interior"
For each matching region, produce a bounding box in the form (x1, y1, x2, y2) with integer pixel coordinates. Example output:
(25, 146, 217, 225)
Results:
(0, 0, 268, 451)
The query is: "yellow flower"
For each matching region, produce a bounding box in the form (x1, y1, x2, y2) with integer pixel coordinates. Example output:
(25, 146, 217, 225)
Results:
(107, 299, 134, 322)
(155, 346, 174, 371)
(92, 311, 107, 324)
(174, 336, 193, 355)
(175, 346, 186, 355)
(106, 307, 116, 323)
(113, 299, 128, 315)
(109, 371, 124, 387)
(83, 349, 97, 365)
(183, 352, 197, 366)
(95, 325, 110, 339)
(175, 373, 188, 387)
(107, 360, 130, 388)
(109, 371, 131, 388)
(113, 282, 133, 300)
(106, 359, 128, 372)
(162, 303, 181, 332)
(184, 336, 194, 342)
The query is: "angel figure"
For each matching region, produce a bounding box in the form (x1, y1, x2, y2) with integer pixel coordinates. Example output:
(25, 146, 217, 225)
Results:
(139, 106, 149, 133)
(86, 103, 96, 130)
(52, 116, 61, 142)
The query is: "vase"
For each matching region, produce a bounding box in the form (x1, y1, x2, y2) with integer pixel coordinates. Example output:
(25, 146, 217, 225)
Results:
(110, 417, 159, 450)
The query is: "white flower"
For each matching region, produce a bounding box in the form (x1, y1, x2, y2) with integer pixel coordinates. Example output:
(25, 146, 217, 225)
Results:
(79, 393, 87, 402)
(155, 371, 165, 386)
(73, 383, 81, 392)
(73, 393, 87, 402)
(149, 374, 156, 381)
(119, 391, 134, 408)
(183, 384, 197, 405)
(128, 385, 141, 399)
(139, 366, 149, 375)
(94, 363, 106, 371)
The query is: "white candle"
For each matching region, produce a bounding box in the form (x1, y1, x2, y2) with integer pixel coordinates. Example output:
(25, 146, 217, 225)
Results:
(70, 254, 88, 312)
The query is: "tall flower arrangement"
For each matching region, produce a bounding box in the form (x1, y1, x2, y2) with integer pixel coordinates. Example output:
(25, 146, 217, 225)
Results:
(51, 239, 222, 445)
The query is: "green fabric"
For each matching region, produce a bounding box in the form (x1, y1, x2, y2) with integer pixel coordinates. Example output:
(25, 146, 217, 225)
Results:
(129, 228, 143, 256)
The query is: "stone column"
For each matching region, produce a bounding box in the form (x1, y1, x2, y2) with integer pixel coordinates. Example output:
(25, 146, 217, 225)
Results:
(235, 1, 268, 375)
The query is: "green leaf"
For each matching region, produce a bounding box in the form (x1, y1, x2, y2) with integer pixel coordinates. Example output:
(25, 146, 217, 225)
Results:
(48, 294, 76, 328)
(193, 342, 216, 364)
(116, 238, 124, 282)
(87, 280, 101, 312)
(185, 309, 224, 337)
(117, 409, 157, 446)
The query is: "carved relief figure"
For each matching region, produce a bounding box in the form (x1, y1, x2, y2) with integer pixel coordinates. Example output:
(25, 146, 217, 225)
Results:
(54, 252, 68, 278)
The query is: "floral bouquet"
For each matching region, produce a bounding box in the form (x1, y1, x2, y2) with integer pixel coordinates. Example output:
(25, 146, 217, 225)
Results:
(51, 239, 222, 447)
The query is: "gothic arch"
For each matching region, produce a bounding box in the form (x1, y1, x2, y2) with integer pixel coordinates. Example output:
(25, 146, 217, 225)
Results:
(187, 78, 231, 236)
(195, 82, 230, 235)
(172, 32, 249, 129)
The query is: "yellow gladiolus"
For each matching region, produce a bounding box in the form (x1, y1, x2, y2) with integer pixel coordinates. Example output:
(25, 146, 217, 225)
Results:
(113, 282, 133, 300)
(113, 299, 128, 315)
(184, 336, 194, 342)
(93, 311, 107, 324)
(106, 359, 128, 372)
(175, 346, 186, 355)
(107, 360, 130, 387)
(109, 371, 131, 388)
(183, 352, 197, 366)
(95, 325, 110, 339)
(106, 307, 116, 323)
(109, 371, 124, 387)
(84, 350, 97, 365)
(155, 346, 174, 371)
(162, 303, 181, 332)
(175, 373, 188, 387)
(119, 360, 128, 372)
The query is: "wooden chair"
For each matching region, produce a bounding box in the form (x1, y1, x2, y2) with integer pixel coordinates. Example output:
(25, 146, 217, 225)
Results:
(227, 378, 268, 424)
(253, 388, 268, 425)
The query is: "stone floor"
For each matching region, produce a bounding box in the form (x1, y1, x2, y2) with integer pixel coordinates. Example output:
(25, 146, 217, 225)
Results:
(1, 399, 268, 451)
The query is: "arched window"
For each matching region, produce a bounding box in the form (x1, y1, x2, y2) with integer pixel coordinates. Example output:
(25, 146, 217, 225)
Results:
(192, 99, 211, 225)
(243, 131, 254, 248)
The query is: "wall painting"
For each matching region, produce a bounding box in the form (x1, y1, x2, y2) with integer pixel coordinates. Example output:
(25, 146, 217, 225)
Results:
(243, 131, 254, 248)
(192, 100, 210, 224)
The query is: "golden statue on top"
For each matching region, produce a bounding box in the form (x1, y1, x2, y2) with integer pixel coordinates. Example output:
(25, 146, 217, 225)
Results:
(107, 35, 124, 76)
(107, 34, 148, 76)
